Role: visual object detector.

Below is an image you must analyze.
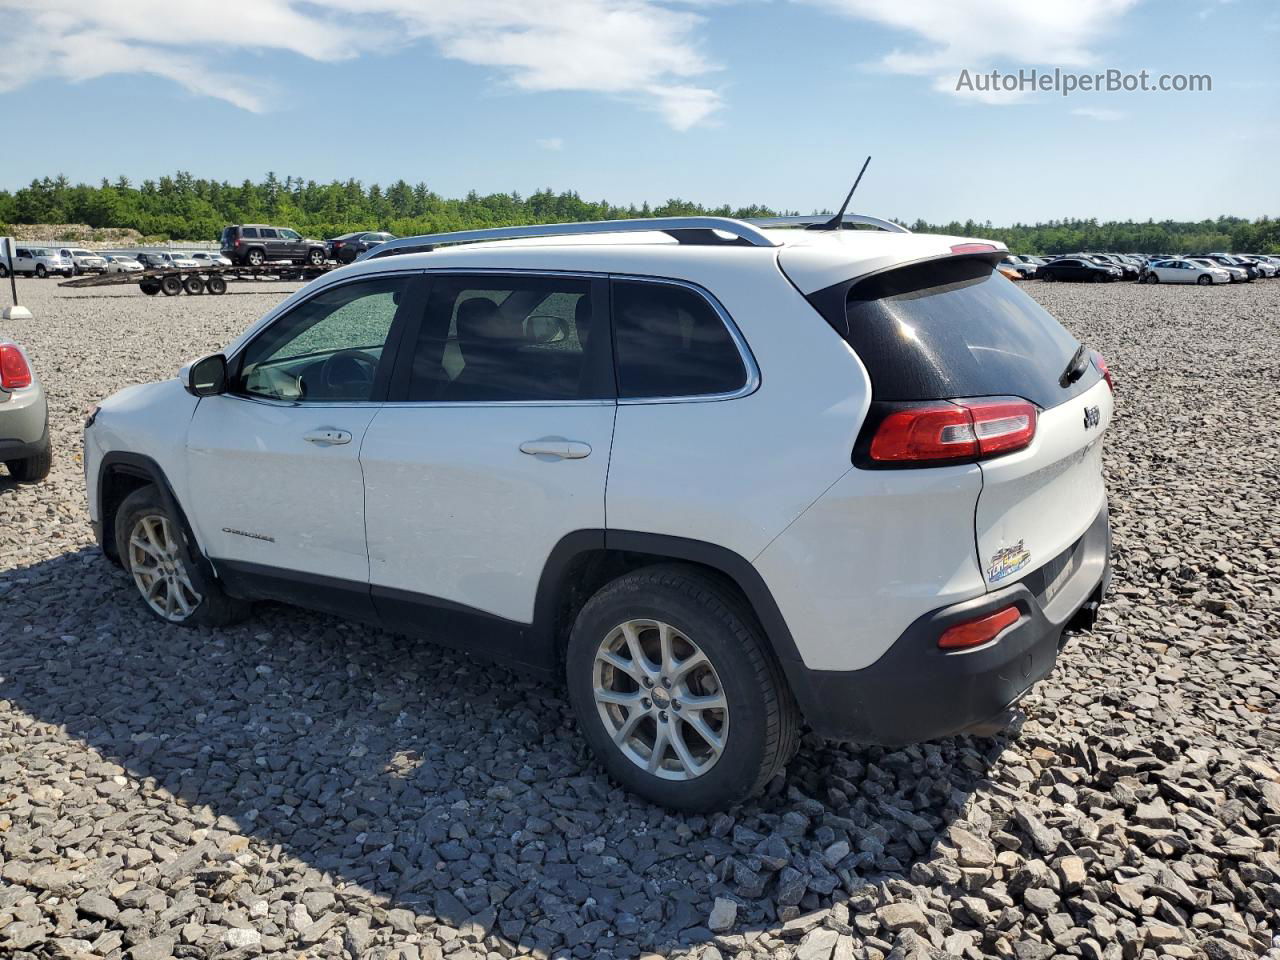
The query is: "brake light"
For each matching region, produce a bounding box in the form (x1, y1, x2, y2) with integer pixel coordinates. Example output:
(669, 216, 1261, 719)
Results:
(938, 605, 1021, 650)
(0, 344, 33, 390)
(869, 399, 1037, 463)
(950, 243, 998, 255)
(1091, 350, 1114, 392)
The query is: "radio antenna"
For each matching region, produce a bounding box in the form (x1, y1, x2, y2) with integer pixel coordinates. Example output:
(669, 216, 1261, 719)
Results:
(815, 156, 871, 231)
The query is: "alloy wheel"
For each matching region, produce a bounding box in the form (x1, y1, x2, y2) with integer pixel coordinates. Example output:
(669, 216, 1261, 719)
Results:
(593, 619, 728, 781)
(127, 514, 202, 622)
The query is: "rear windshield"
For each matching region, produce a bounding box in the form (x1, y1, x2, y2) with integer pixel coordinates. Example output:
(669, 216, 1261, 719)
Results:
(818, 257, 1096, 409)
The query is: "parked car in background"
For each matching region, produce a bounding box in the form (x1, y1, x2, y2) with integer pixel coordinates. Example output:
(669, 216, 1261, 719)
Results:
(1197, 254, 1257, 281)
(1073, 253, 1138, 280)
(1144, 259, 1230, 285)
(59, 248, 108, 275)
(1189, 257, 1247, 283)
(325, 231, 397, 264)
(1237, 255, 1277, 277)
(135, 251, 200, 271)
(0, 337, 52, 481)
(0, 247, 74, 279)
(1037, 257, 1121, 282)
(84, 214, 1114, 810)
(103, 255, 144, 274)
(220, 225, 327, 267)
(999, 255, 1035, 279)
(189, 252, 233, 267)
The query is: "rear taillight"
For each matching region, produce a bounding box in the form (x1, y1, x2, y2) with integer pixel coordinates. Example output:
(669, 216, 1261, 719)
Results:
(0, 344, 33, 390)
(868, 399, 1037, 464)
(950, 243, 998, 255)
(1091, 350, 1114, 392)
(938, 605, 1021, 650)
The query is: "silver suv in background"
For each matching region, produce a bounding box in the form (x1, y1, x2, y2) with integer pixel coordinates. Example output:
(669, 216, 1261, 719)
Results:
(0, 339, 52, 482)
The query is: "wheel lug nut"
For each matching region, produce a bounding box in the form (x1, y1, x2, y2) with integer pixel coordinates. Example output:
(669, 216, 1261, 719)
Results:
(642, 698, 652, 709)
(672, 701, 682, 711)
(658, 711, 668, 723)
(642, 677, 653, 688)
(662, 678, 672, 689)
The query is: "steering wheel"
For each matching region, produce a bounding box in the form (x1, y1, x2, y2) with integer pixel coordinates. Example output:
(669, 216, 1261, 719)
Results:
(318, 349, 378, 397)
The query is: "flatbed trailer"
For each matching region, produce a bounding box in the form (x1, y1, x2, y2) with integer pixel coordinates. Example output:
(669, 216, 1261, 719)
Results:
(58, 262, 335, 295)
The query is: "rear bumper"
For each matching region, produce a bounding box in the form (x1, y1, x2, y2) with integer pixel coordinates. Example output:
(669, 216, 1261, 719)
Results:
(791, 503, 1111, 744)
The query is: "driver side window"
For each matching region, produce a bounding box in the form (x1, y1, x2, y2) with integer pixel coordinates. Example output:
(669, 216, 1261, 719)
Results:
(235, 277, 409, 402)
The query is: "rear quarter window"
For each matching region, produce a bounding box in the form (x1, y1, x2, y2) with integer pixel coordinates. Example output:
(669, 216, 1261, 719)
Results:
(612, 280, 748, 399)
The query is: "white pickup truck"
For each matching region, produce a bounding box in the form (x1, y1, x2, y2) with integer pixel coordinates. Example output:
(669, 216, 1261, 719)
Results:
(0, 247, 75, 278)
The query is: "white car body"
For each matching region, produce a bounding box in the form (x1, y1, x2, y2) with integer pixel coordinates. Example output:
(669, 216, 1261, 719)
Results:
(1151, 259, 1231, 283)
(1188, 258, 1244, 282)
(103, 255, 144, 274)
(9, 247, 74, 277)
(188, 252, 233, 267)
(84, 216, 1113, 804)
(60, 248, 108, 274)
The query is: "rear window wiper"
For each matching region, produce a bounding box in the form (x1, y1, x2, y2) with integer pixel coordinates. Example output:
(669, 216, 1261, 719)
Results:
(1059, 345, 1088, 387)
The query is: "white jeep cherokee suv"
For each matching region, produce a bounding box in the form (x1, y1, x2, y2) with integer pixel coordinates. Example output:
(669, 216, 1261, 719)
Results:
(84, 215, 1114, 810)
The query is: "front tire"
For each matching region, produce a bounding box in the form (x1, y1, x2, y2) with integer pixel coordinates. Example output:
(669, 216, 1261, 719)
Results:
(35, 264, 47, 279)
(566, 564, 799, 811)
(1197, 274, 1212, 286)
(4, 437, 52, 482)
(114, 485, 249, 627)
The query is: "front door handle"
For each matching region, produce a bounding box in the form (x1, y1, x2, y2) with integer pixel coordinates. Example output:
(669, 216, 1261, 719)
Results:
(304, 428, 352, 445)
(520, 438, 592, 460)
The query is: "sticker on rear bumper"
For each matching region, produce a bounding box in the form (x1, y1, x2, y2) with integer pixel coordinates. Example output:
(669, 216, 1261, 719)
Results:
(988, 540, 1032, 583)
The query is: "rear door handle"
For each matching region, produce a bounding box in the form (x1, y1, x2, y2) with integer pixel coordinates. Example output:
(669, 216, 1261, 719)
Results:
(520, 439, 592, 460)
(304, 428, 352, 445)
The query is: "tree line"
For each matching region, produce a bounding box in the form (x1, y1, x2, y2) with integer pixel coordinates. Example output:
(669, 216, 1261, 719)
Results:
(1, 172, 1276, 253)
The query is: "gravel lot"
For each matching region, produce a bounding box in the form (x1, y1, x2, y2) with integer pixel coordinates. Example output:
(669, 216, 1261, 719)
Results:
(2, 277, 1278, 960)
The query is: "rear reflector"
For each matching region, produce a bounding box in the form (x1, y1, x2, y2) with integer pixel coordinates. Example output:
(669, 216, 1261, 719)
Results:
(950, 243, 998, 255)
(1091, 350, 1114, 392)
(0, 344, 33, 390)
(869, 399, 1037, 463)
(938, 605, 1021, 650)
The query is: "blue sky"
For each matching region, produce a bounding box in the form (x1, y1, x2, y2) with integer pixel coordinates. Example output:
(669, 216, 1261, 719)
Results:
(0, 0, 1276, 223)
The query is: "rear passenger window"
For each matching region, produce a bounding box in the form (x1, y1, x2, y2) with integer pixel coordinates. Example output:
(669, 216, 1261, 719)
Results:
(260, 229, 279, 239)
(612, 280, 747, 399)
(242, 228, 259, 239)
(403, 275, 606, 402)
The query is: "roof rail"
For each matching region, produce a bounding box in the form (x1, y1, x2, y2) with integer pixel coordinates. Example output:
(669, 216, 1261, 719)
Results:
(745, 214, 911, 234)
(361, 216, 779, 261)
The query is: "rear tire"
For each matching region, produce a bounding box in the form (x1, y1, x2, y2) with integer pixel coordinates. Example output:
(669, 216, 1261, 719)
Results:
(205, 276, 227, 295)
(5, 437, 52, 482)
(140, 280, 160, 295)
(1147, 273, 1158, 284)
(114, 485, 250, 628)
(307, 248, 325, 266)
(245, 248, 265, 267)
(0, 264, 7, 278)
(160, 275, 183, 296)
(1042, 271, 1055, 282)
(183, 275, 205, 295)
(566, 564, 800, 811)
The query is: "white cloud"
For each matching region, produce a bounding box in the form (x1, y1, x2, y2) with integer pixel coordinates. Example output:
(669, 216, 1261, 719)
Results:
(537, 137, 565, 151)
(1072, 107, 1125, 121)
(799, 0, 1141, 103)
(0, 0, 722, 130)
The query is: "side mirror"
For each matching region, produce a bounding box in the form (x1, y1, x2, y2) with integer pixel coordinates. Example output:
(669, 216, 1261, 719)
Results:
(184, 354, 228, 397)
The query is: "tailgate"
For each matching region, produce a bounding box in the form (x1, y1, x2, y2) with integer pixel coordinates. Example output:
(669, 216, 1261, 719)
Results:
(976, 378, 1112, 591)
